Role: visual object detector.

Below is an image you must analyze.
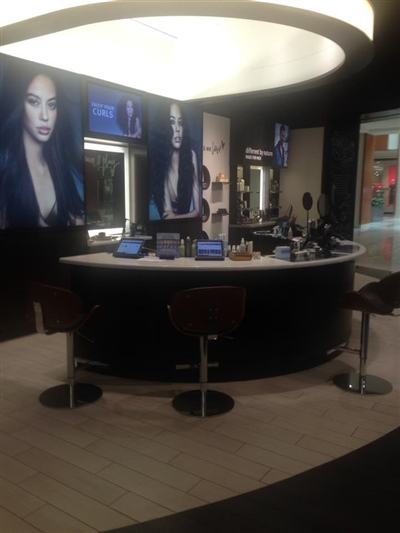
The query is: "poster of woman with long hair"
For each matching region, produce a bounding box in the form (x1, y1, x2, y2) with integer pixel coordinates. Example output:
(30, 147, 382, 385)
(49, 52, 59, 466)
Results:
(0, 55, 85, 229)
(148, 97, 202, 221)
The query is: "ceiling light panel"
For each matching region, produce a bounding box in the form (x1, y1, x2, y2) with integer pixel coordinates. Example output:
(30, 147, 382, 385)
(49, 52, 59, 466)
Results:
(0, 1, 374, 101)
(0, 17, 344, 100)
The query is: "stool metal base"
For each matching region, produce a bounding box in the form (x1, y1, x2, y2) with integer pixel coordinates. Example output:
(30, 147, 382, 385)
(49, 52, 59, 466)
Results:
(39, 383, 103, 409)
(333, 372, 392, 395)
(172, 389, 234, 417)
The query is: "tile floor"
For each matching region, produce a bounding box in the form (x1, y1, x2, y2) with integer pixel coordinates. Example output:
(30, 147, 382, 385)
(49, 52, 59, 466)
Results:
(1, 219, 399, 533)
(354, 214, 400, 276)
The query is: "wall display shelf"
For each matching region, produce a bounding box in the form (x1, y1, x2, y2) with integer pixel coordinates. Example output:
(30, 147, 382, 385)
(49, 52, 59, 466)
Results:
(232, 165, 282, 226)
(202, 174, 230, 238)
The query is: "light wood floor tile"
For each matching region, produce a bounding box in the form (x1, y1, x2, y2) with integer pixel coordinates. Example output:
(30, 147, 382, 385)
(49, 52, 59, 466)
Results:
(25, 504, 98, 533)
(10, 409, 101, 448)
(154, 430, 270, 479)
(236, 443, 315, 475)
(10, 426, 111, 474)
(110, 491, 174, 522)
(1, 453, 37, 484)
(76, 404, 163, 439)
(261, 468, 292, 484)
(15, 447, 127, 505)
(77, 418, 180, 463)
(296, 434, 358, 458)
(138, 411, 245, 453)
(270, 414, 369, 450)
(0, 508, 44, 533)
(98, 463, 207, 512)
(1, 477, 45, 518)
(1, 430, 33, 456)
(87, 438, 200, 491)
(19, 473, 133, 531)
(221, 423, 333, 466)
(172, 452, 266, 492)
(188, 478, 239, 502)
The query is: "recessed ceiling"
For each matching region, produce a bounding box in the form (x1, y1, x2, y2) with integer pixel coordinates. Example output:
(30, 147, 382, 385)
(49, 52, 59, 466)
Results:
(0, 1, 374, 102)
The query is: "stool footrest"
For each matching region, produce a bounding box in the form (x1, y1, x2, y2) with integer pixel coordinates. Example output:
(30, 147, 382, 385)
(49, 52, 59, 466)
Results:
(172, 389, 234, 417)
(175, 362, 219, 370)
(333, 372, 392, 395)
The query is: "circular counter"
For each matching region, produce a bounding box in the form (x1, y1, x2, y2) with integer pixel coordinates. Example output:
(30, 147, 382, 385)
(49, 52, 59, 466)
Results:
(60, 242, 365, 379)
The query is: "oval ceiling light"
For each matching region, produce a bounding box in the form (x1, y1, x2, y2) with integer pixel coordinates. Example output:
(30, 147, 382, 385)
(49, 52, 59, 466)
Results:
(254, 0, 373, 40)
(0, 1, 374, 101)
(0, 0, 110, 26)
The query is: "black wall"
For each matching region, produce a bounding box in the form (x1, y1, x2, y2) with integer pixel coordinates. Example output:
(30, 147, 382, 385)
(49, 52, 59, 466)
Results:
(321, 117, 361, 240)
(0, 228, 88, 340)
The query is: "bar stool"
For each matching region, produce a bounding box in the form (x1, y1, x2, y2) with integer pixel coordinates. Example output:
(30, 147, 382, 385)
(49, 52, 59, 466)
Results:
(167, 286, 246, 417)
(25, 281, 104, 409)
(333, 271, 400, 394)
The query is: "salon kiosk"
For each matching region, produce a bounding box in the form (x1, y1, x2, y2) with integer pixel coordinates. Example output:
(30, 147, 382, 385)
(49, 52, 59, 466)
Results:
(59, 241, 365, 378)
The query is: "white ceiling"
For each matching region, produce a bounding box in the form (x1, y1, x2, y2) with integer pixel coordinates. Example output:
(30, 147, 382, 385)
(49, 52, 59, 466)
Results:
(1, 17, 344, 101)
(0, 0, 374, 102)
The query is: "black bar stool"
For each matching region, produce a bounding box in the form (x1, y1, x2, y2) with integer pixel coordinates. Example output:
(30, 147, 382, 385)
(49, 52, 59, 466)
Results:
(167, 286, 246, 417)
(333, 271, 400, 394)
(25, 281, 104, 409)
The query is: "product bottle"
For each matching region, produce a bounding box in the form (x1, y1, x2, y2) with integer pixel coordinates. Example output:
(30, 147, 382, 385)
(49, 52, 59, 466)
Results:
(223, 237, 228, 256)
(219, 233, 228, 257)
(191, 239, 197, 257)
(179, 239, 185, 257)
(239, 238, 246, 253)
(185, 236, 192, 257)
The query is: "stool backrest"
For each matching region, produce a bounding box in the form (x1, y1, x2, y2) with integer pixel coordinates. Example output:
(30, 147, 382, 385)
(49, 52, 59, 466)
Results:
(168, 286, 246, 337)
(377, 271, 400, 309)
(25, 281, 84, 334)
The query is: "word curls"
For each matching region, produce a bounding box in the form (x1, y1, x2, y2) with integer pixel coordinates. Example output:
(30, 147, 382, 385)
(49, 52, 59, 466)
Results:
(91, 101, 115, 118)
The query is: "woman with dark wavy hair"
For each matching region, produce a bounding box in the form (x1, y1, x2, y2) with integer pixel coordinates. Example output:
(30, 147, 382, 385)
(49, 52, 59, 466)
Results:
(117, 96, 142, 138)
(149, 101, 200, 220)
(0, 59, 84, 229)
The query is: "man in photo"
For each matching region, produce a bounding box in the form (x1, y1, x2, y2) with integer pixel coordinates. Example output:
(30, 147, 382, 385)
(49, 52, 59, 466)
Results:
(273, 123, 288, 168)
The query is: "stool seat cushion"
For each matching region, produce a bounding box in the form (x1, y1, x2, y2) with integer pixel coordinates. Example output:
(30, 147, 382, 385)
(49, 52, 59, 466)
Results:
(338, 272, 400, 316)
(339, 288, 393, 315)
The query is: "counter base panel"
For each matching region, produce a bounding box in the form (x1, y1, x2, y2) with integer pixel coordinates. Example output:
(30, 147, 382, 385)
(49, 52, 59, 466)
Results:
(68, 260, 355, 381)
